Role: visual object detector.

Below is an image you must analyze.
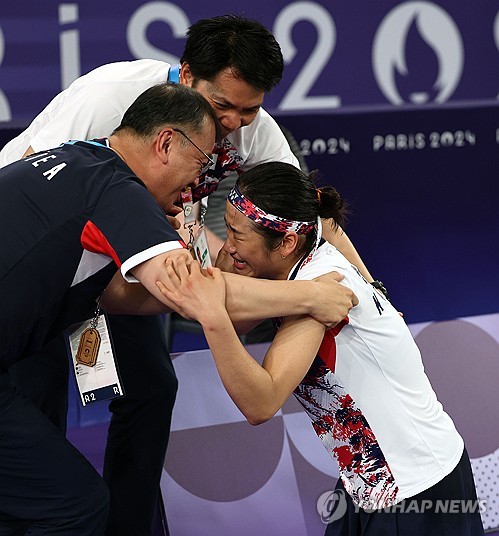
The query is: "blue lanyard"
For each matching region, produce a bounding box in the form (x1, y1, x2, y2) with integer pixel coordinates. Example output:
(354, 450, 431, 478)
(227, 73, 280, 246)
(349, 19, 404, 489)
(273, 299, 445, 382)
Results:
(168, 64, 181, 84)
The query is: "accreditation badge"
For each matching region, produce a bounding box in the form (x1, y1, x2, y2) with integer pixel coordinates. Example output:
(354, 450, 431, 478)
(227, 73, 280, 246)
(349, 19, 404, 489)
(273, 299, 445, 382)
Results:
(193, 226, 212, 268)
(181, 186, 196, 225)
(66, 313, 124, 406)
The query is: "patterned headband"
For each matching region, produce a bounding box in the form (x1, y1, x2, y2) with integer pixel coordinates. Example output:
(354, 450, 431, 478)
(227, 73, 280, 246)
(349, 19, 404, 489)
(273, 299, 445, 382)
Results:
(227, 185, 316, 235)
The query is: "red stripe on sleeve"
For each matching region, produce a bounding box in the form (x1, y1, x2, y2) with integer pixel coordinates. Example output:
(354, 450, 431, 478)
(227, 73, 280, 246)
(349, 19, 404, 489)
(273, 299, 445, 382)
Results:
(317, 317, 349, 372)
(81, 220, 121, 268)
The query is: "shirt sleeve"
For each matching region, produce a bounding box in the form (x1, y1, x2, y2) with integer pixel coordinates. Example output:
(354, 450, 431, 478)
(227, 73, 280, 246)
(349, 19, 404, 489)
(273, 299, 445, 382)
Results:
(30, 84, 129, 153)
(30, 60, 171, 153)
(81, 175, 185, 282)
(228, 108, 300, 171)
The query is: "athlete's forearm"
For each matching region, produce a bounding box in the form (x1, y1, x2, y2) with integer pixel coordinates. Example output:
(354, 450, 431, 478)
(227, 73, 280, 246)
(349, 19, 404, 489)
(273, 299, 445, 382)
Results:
(200, 307, 325, 426)
(223, 273, 315, 324)
(223, 270, 357, 329)
(200, 308, 280, 423)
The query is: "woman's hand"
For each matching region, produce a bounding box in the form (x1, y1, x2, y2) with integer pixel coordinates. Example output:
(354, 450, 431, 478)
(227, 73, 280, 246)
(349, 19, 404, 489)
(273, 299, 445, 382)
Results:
(215, 247, 256, 277)
(156, 255, 227, 325)
(214, 247, 234, 273)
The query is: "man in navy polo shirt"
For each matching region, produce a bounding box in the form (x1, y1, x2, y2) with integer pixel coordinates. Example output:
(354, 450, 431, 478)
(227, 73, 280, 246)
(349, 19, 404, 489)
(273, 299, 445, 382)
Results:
(0, 81, 358, 535)
(0, 82, 219, 535)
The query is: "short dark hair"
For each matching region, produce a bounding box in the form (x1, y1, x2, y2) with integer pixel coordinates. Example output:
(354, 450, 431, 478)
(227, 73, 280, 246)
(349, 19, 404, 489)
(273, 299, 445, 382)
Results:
(181, 15, 283, 93)
(114, 82, 221, 140)
(237, 162, 346, 256)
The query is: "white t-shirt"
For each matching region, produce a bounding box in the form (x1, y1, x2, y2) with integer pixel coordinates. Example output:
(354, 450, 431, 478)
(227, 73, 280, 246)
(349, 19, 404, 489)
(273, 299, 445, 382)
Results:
(288, 241, 464, 510)
(0, 60, 169, 166)
(0, 59, 298, 187)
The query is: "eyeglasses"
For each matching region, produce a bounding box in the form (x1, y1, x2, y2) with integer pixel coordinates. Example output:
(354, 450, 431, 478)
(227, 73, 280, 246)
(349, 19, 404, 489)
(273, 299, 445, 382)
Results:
(172, 128, 214, 175)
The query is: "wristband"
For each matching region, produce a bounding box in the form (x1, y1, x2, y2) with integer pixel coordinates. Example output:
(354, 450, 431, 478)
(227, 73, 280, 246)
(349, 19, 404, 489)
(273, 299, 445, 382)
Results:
(371, 280, 389, 301)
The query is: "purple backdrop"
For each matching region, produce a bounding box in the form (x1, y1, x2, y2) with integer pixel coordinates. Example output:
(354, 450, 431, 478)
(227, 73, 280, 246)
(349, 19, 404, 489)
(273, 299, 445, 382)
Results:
(0, 1, 498, 127)
(278, 101, 499, 325)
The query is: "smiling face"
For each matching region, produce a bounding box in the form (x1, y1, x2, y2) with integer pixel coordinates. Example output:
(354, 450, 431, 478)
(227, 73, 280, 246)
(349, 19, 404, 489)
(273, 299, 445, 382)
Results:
(223, 202, 294, 280)
(181, 65, 264, 139)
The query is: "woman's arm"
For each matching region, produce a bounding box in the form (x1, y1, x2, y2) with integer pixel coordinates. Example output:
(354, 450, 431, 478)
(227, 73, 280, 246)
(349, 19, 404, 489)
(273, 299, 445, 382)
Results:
(215, 245, 357, 330)
(321, 221, 374, 283)
(204, 311, 325, 425)
(156, 259, 326, 425)
(222, 271, 355, 331)
(103, 252, 358, 326)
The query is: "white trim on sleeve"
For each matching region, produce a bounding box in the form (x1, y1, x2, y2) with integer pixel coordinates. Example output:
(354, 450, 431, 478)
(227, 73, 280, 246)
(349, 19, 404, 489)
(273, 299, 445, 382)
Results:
(120, 241, 185, 282)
